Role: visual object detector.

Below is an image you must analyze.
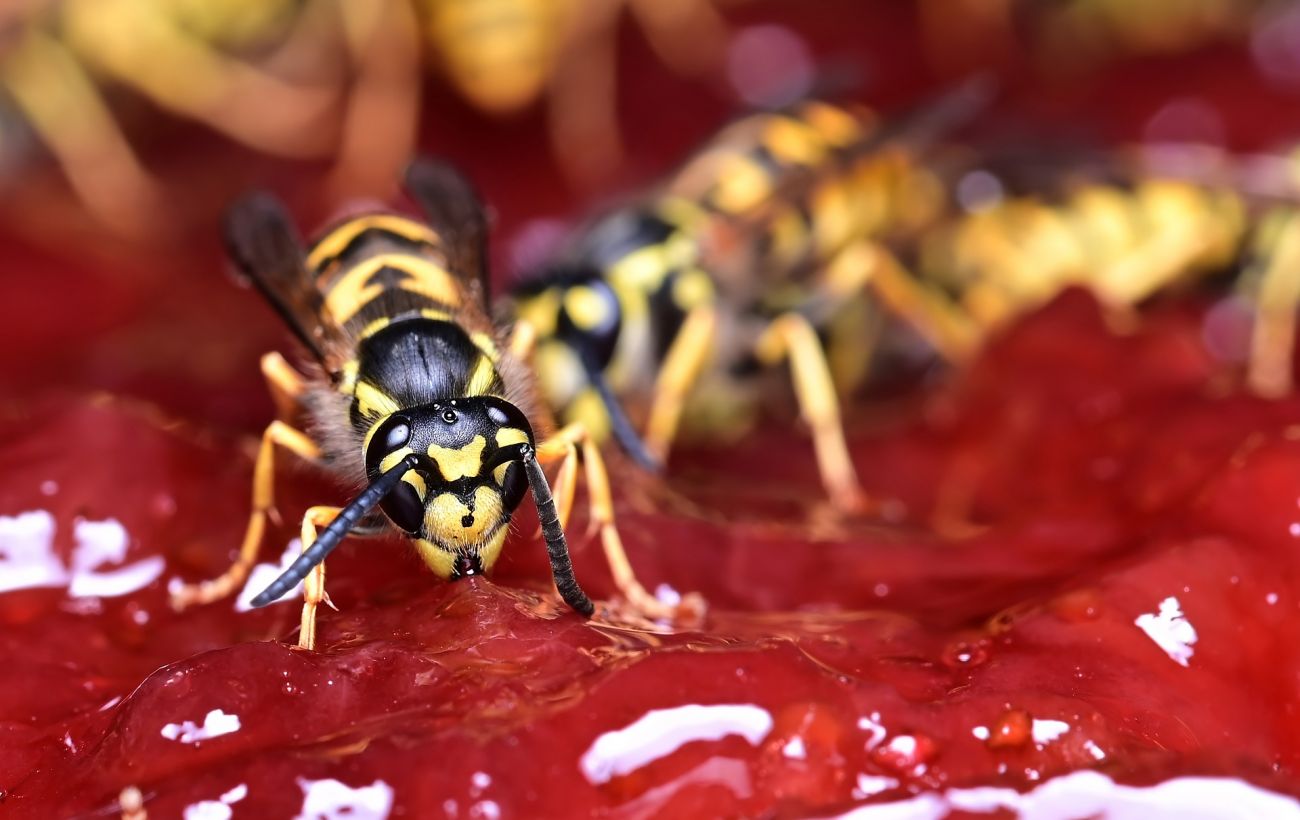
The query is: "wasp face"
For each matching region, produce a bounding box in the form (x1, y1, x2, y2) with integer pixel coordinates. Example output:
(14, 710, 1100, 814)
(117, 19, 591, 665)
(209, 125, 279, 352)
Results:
(364, 397, 532, 576)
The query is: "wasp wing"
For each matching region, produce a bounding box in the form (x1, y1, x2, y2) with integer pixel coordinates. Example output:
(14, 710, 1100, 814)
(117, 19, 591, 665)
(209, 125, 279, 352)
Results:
(223, 192, 343, 366)
(402, 157, 492, 311)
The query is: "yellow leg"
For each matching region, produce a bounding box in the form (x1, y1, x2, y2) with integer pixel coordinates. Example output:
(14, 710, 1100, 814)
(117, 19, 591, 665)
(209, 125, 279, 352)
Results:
(1248, 212, 1300, 398)
(825, 240, 982, 364)
(324, 0, 420, 199)
(261, 351, 308, 419)
(754, 313, 868, 512)
(171, 420, 321, 609)
(509, 318, 539, 362)
(644, 305, 718, 464)
(536, 423, 690, 620)
(2, 31, 166, 239)
(297, 505, 342, 651)
(61, 0, 340, 159)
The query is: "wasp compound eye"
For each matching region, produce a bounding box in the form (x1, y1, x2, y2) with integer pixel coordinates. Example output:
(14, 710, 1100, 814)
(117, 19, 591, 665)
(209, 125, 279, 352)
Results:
(366, 415, 414, 473)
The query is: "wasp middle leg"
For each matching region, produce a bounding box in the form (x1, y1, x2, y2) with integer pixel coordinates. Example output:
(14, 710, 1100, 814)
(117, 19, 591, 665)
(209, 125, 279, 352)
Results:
(171, 354, 321, 609)
(753, 312, 870, 513)
(535, 423, 703, 622)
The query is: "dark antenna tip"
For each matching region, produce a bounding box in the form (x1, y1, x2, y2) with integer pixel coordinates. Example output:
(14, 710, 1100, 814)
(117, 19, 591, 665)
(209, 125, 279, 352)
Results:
(520, 445, 596, 617)
(247, 454, 419, 607)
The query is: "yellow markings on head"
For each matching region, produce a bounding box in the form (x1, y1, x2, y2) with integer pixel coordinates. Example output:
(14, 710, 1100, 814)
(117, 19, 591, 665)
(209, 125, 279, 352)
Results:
(427, 435, 486, 482)
(307, 215, 440, 271)
(672, 268, 714, 311)
(801, 101, 869, 147)
(465, 354, 500, 396)
(495, 426, 529, 449)
(338, 359, 360, 395)
(763, 116, 828, 166)
(324, 254, 463, 324)
(379, 447, 414, 473)
(421, 307, 454, 323)
(563, 285, 610, 331)
(415, 521, 510, 578)
(402, 470, 428, 498)
(354, 381, 400, 419)
(424, 485, 507, 548)
(378, 449, 428, 497)
(711, 153, 773, 214)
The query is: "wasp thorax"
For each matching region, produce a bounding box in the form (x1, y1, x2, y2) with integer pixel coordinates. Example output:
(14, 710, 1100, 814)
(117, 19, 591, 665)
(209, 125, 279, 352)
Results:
(364, 397, 532, 541)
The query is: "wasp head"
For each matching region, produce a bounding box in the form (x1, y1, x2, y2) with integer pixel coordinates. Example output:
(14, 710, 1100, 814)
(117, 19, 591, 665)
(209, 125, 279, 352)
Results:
(363, 397, 533, 576)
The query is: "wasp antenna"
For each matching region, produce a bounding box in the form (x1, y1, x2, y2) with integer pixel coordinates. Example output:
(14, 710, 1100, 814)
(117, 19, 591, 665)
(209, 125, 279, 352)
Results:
(580, 356, 662, 472)
(520, 445, 596, 617)
(249, 455, 419, 608)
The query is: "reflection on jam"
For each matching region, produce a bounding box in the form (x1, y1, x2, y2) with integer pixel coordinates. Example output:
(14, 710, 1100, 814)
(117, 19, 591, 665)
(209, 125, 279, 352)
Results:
(5, 291, 1300, 816)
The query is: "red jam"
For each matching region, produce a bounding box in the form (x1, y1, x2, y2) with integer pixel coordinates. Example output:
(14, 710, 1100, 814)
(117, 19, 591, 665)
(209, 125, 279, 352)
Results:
(5, 285, 1300, 817)
(6, 5, 1300, 817)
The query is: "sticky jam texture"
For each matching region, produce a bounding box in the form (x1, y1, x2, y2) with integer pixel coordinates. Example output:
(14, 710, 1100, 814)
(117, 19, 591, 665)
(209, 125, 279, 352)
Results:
(4, 288, 1300, 816)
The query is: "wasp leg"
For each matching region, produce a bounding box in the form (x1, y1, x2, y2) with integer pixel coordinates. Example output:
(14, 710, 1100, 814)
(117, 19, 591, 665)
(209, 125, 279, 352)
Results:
(62, 0, 339, 159)
(296, 505, 344, 651)
(2, 31, 165, 239)
(261, 351, 309, 419)
(1248, 212, 1300, 398)
(825, 240, 982, 365)
(644, 305, 718, 464)
(754, 312, 869, 513)
(535, 423, 699, 621)
(547, 0, 623, 188)
(324, 0, 420, 199)
(171, 420, 322, 609)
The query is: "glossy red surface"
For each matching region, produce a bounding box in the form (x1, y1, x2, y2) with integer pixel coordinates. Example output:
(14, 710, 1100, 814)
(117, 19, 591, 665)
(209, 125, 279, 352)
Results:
(5, 288, 1300, 817)
(6, 2, 1300, 817)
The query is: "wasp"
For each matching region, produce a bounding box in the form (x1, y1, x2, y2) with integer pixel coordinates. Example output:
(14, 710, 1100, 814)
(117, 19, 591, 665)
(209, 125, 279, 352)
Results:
(419, 0, 731, 187)
(505, 82, 991, 512)
(921, 146, 1300, 402)
(167, 159, 674, 650)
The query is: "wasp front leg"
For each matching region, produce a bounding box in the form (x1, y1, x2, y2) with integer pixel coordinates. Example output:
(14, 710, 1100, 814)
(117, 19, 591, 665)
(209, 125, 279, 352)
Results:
(296, 505, 343, 651)
(171, 354, 321, 609)
(535, 423, 703, 622)
(754, 313, 870, 513)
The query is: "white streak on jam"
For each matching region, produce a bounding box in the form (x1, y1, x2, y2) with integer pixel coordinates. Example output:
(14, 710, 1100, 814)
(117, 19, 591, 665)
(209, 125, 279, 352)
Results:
(294, 778, 394, 820)
(182, 783, 247, 820)
(0, 510, 65, 592)
(161, 709, 242, 744)
(1135, 596, 1198, 668)
(580, 703, 774, 785)
(832, 771, 1300, 819)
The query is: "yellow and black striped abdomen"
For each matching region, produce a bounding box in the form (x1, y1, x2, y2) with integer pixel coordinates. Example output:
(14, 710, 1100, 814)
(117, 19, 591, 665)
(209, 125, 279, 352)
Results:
(307, 213, 505, 425)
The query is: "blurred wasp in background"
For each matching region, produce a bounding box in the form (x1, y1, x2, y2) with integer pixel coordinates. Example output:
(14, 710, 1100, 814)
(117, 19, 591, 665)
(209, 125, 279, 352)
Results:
(919, 0, 1266, 76)
(169, 158, 700, 648)
(505, 81, 992, 514)
(914, 143, 1300, 398)
(0, 0, 734, 240)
